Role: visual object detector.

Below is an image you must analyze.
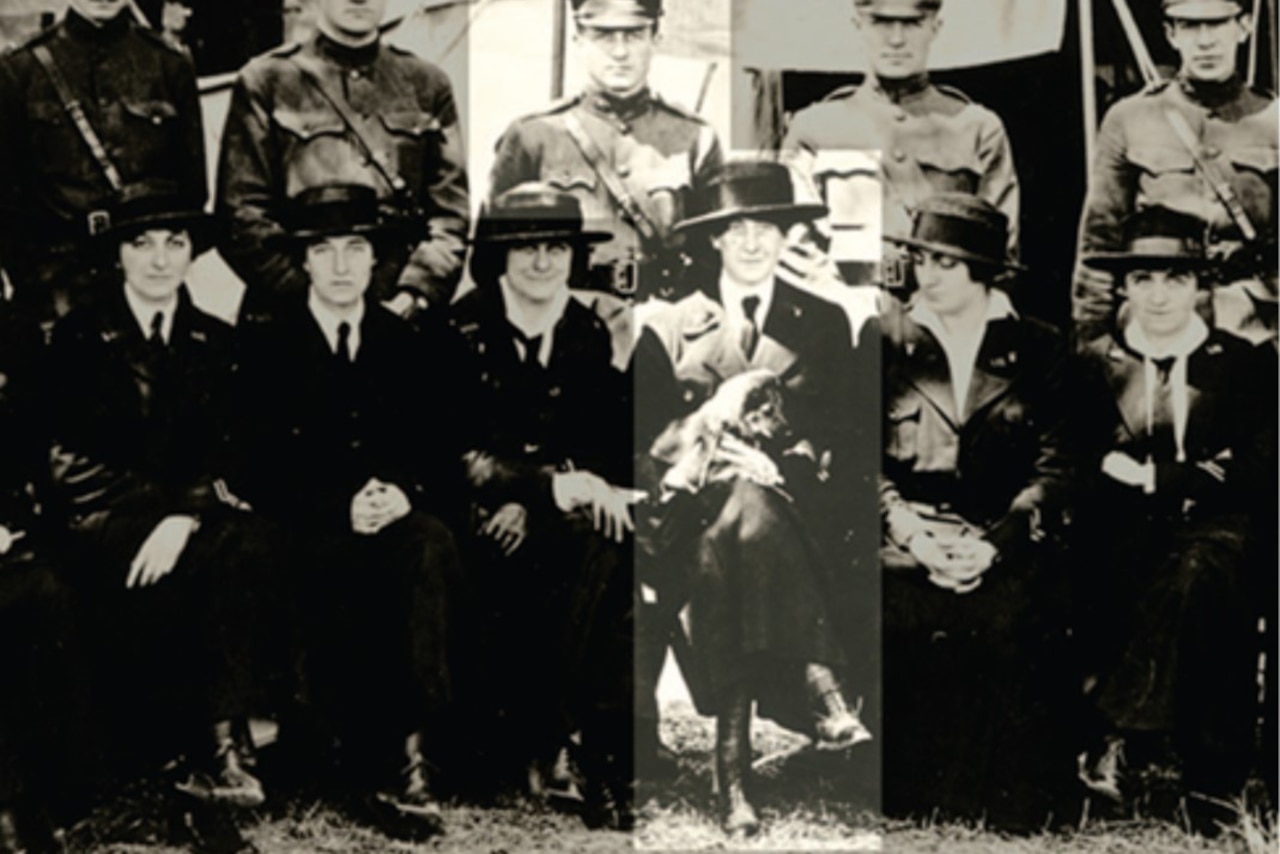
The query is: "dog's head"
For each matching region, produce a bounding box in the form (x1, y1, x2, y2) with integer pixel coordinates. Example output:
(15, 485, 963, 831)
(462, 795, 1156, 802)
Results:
(705, 368, 791, 449)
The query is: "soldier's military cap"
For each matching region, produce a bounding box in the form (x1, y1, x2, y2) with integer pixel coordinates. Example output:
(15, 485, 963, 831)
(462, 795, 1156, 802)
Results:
(887, 192, 1023, 270)
(1084, 206, 1213, 277)
(572, 0, 662, 27)
(1162, 0, 1243, 19)
(853, 0, 942, 19)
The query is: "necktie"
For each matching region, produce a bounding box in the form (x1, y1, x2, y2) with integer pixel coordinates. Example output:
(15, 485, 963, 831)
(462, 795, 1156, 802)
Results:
(1147, 356, 1178, 461)
(741, 296, 761, 359)
(148, 311, 165, 350)
(508, 322, 544, 367)
(336, 321, 353, 364)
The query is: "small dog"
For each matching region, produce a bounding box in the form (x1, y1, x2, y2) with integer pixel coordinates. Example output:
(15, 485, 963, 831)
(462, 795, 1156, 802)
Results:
(651, 369, 793, 495)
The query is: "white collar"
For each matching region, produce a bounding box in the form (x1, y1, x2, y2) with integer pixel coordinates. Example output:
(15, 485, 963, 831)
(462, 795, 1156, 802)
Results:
(718, 272, 775, 331)
(499, 279, 569, 367)
(307, 291, 365, 359)
(908, 287, 1018, 336)
(1122, 315, 1209, 465)
(1122, 314, 1209, 361)
(123, 284, 178, 345)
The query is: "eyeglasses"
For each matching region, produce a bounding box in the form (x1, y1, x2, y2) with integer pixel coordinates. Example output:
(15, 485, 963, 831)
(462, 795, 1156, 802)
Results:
(579, 26, 653, 47)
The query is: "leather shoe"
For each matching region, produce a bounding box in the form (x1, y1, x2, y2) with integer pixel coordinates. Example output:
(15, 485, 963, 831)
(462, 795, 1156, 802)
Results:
(372, 732, 444, 839)
(0, 807, 22, 854)
(175, 720, 266, 808)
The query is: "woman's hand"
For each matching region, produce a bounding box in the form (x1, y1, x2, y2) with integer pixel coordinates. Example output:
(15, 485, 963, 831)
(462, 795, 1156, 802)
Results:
(1101, 450, 1154, 492)
(709, 434, 784, 488)
(907, 531, 993, 595)
(127, 515, 198, 589)
(480, 502, 528, 556)
(553, 471, 645, 543)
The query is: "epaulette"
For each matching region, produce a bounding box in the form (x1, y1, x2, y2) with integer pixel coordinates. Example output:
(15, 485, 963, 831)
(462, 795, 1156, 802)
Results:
(6, 23, 57, 55)
(263, 40, 304, 59)
(651, 91, 705, 122)
(1140, 77, 1173, 96)
(820, 83, 860, 103)
(387, 42, 416, 55)
(135, 25, 182, 53)
(523, 93, 582, 120)
(933, 83, 973, 104)
(1249, 83, 1277, 100)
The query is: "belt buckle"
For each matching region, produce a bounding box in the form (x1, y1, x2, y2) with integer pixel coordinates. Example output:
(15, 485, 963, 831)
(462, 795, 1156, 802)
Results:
(612, 259, 638, 297)
(883, 245, 910, 291)
(86, 210, 111, 236)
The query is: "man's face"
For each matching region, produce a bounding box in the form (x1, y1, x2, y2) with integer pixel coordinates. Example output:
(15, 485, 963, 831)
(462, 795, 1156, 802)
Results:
(317, 0, 388, 41)
(305, 235, 375, 310)
(67, 0, 128, 23)
(712, 218, 786, 287)
(575, 24, 657, 97)
(1123, 267, 1200, 339)
(120, 228, 194, 304)
(910, 248, 987, 316)
(504, 241, 574, 304)
(854, 11, 940, 79)
(1165, 15, 1250, 81)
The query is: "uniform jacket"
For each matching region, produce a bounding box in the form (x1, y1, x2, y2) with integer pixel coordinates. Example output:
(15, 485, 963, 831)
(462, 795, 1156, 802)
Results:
(0, 309, 47, 533)
(638, 278, 862, 477)
(1074, 76, 1278, 336)
(879, 301, 1071, 551)
(449, 286, 631, 515)
(488, 87, 722, 273)
(1074, 327, 1277, 526)
(236, 297, 468, 530)
(217, 33, 470, 310)
(0, 11, 206, 293)
(44, 285, 235, 528)
(783, 77, 1019, 265)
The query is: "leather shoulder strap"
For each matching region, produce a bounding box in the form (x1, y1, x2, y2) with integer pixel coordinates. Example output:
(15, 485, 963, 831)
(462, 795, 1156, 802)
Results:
(1162, 106, 1259, 243)
(563, 109, 658, 244)
(32, 44, 122, 192)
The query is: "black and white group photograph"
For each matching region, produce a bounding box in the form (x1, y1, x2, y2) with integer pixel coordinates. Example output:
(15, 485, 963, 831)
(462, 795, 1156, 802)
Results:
(0, 0, 1274, 852)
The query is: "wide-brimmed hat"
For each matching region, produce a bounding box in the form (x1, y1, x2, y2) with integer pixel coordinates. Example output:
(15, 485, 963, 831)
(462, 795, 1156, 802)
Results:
(674, 161, 826, 235)
(100, 181, 217, 253)
(853, 0, 942, 19)
(471, 184, 612, 246)
(572, 0, 662, 27)
(282, 184, 403, 243)
(1083, 206, 1213, 275)
(886, 193, 1023, 271)
(1162, 0, 1242, 20)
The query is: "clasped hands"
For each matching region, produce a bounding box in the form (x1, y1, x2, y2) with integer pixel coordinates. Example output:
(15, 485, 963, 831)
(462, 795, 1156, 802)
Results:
(553, 470, 646, 543)
(350, 478, 412, 536)
(906, 529, 997, 595)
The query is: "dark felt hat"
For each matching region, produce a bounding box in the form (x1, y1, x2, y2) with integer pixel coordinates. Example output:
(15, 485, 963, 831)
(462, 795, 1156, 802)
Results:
(887, 192, 1023, 271)
(471, 184, 611, 247)
(572, 0, 662, 26)
(1083, 206, 1213, 275)
(281, 184, 405, 243)
(100, 181, 216, 254)
(674, 161, 826, 235)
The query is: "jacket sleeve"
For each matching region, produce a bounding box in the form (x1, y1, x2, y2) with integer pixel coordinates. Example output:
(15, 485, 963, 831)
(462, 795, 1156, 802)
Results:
(396, 74, 469, 307)
(215, 72, 311, 302)
(487, 120, 540, 203)
(976, 112, 1020, 259)
(1073, 104, 1133, 340)
(171, 52, 208, 209)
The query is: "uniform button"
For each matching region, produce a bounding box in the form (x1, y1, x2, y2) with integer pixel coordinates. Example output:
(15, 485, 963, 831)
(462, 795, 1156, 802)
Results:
(152, 115, 163, 125)
(617, 165, 631, 178)
(351, 439, 363, 450)
(618, 122, 631, 135)
(548, 386, 562, 397)
(893, 149, 907, 162)
(1203, 145, 1220, 158)
(350, 70, 360, 79)
(683, 389, 695, 402)
(894, 110, 907, 122)
(523, 442, 541, 454)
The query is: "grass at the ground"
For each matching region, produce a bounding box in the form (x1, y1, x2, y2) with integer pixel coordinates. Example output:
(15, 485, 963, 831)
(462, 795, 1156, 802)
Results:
(63, 701, 1276, 853)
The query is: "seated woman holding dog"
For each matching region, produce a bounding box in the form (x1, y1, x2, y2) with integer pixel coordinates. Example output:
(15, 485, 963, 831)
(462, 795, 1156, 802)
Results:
(879, 193, 1075, 829)
(1072, 207, 1276, 821)
(449, 185, 638, 829)
(635, 160, 877, 839)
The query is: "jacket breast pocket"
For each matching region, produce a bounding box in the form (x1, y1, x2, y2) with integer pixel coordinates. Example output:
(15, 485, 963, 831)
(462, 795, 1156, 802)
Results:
(117, 98, 180, 175)
(813, 150, 878, 225)
(273, 108, 346, 143)
(885, 398, 922, 462)
(1129, 145, 1196, 178)
(914, 147, 982, 194)
(544, 163, 599, 195)
(28, 100, 81, 171)
(378, 110, 443, 191)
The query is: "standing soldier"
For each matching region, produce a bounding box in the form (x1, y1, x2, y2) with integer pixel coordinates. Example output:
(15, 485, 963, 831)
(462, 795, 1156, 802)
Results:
(0, 0, 207, 326)
(487, 0, 722, 304)
(217, 0, 469, 322)
(1073, 0, 1277, 344)
(782, 0, 1019, 290)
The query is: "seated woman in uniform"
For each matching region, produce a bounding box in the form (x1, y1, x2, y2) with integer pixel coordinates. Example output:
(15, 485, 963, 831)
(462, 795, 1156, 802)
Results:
(450, 185, 638, 830)
(878, 193, 1075, 829)
(1073, 207, 1276, 821)
(635, 161, 876, 839)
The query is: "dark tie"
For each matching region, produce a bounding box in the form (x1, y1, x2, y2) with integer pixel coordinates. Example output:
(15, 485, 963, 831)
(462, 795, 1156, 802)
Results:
(741, 296, 761, 359)
(1148, 356, 1178, 460)
(509, 323, 543, 367)
(336, 321, 353, 364)
(148, 311, 165, 351)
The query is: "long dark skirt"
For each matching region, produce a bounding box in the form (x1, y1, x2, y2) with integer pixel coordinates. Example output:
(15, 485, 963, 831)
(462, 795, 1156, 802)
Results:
(881, 545, 1074, 830)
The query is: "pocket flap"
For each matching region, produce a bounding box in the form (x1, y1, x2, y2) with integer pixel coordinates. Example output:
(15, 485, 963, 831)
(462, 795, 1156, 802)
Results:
(1129, 145, 1195, 174)
(379, 110, 442, 137)
(1227, 145, 1278, 175)
(914, 146, 981, 176)
(546, 166, 598, 193)
(122, 99, 178, 123)
(272, 108, 344, 140)
(813, 149, 879, 179)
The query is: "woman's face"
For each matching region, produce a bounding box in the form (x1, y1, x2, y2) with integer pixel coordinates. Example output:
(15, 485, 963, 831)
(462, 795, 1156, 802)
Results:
(1123, 267, 1200, 339)
(910, 248, 987, 317)
(504, 241, 574, 304)
(120, 228, 194, 304)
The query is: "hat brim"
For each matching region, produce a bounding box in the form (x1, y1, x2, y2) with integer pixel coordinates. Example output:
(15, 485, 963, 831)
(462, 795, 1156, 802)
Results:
(469, 228, 612, 246)
(1163, 1, 1242, 19)
(1083, 252, 1214, 274)
(103, 210, 217, 250)
(279, 221, 405, 243)
(675, 202, 828, 235)
(887, 234, 1027, 272)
